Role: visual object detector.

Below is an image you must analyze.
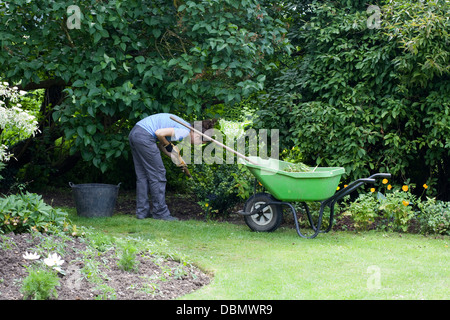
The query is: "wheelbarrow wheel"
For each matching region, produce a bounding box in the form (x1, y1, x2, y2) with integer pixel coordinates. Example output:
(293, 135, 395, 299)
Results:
(244, 193, 283, 232)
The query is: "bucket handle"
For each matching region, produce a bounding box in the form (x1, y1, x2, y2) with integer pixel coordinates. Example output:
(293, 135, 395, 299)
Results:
(69, 182, 121, 188)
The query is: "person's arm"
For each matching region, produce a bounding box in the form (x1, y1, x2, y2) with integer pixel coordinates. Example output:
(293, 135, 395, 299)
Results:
(155, 128, 174, 157)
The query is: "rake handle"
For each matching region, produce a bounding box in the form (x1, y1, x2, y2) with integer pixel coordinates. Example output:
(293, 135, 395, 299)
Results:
(170, 116, 259, 165)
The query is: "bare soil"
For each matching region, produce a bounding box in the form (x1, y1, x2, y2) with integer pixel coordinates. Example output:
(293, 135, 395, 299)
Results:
(0, 190, 213, 300)
(0, 232, 210, 300)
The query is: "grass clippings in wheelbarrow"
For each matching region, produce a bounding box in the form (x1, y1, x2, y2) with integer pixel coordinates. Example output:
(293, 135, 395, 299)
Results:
(283, 162, 311, 172)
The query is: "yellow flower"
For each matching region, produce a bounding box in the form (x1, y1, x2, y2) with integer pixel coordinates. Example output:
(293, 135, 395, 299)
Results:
(387, 184, 392, 190)
(205, 203, 209, 207)
(336, 186, 340, 191)
(402, 200, 409, 206)
(370, 188, 375, 193)
(382, 179, 388, 184)
(402, 185, 409, 192)
(423, 184, 428, 189)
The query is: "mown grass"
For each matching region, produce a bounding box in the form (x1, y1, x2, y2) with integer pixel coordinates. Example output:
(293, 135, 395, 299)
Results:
(66, 209, 449, 300)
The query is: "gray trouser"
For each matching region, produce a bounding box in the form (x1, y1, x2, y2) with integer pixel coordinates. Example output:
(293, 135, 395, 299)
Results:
(128, 125, 171, 218)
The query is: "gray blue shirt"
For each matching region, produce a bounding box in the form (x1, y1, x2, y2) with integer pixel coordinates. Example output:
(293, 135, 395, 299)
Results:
(136, 113, 190, 142)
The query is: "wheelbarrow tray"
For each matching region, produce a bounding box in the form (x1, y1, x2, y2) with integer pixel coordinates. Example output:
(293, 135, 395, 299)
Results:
(239, 157, 345, 201)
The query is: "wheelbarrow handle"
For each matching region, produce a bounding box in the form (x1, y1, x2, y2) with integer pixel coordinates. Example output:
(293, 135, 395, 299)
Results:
(325, 177, 376, 205)
(369, 173, 391, 180)
(354, 178, 376, 184)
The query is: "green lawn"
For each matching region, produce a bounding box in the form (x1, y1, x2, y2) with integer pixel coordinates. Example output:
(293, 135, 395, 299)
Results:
(68, 210, 449, 300)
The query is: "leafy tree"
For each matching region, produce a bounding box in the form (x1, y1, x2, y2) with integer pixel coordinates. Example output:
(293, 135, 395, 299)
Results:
(254, 0, 450, 200)
(0, 0, 289, 176)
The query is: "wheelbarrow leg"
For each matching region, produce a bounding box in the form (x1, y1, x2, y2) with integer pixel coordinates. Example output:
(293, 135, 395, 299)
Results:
(283, 202, 323, 239)
(299, 201, 334, 235)
(309, 173, 392, 235)
(302, 202, 315, 230)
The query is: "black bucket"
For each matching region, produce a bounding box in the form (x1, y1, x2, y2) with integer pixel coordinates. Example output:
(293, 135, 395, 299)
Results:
(70, 182, 121, 218)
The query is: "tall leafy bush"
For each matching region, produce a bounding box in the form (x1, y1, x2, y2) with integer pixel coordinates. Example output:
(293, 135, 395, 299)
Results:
(0, 0, 290, 173)
(254, 0, 450, 199)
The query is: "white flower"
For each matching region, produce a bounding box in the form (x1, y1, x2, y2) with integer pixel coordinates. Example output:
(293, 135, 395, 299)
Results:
(23, 252, 40, 260)
(44, 253, 64, 267)
(0, 82, 40, 162)
(53, 266, 65, 275)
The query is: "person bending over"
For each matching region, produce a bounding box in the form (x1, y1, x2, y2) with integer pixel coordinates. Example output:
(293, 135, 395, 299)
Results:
(128, 113, 215, 220)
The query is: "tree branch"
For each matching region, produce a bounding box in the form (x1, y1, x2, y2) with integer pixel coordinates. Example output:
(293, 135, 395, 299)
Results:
(18, 79, 68, 91)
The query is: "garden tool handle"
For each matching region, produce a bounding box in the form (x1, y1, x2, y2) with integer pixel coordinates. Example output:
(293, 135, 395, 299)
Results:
(170, 116, 260, 166)
(369, 173, 391, 180)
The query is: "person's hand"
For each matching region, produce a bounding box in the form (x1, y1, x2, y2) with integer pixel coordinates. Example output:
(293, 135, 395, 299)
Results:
(164, 143, 174, 153)
(169, 145, 191, 178)
(180, 165, 192, 178)
(170, 145, 185, 166)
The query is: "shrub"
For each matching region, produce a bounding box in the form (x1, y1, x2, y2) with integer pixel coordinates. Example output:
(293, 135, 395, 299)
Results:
(341, 181, 450, 235)
(189, 163, 252, 216)
(379, 191, 416, 233)
(417, 198, 450, 236)
(254, 0, 450, 200)
(343, 193, 379, 231)
(0, 192, 74, 234)
(187, 118, 256, 216)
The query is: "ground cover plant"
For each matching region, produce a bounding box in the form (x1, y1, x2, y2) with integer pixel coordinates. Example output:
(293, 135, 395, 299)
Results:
(341, 180, 450, 235)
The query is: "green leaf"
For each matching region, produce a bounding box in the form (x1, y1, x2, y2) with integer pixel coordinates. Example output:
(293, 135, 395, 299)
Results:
(86, 124, 97, 135)
(72, 80, 84, 87)
(93, 32, 102, 44)
(77, 127, 85, 138)
(152, 29, 161, 38)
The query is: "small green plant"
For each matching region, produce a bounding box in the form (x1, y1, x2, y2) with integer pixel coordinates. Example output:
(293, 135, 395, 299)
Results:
(20, 266, 60, 300)
(230, 164, 254, 200)
(116, 241, 140, 273)
(80, 249, 109, 284)
(173, 264, 189, 280)
(93, 284, 117, 300)
(343, 193, 379, 231)
(417, 198, 450, 236)
(137, 276, 160, 295)
(83, 230, 114, 252)
(379, 190, 416, 232)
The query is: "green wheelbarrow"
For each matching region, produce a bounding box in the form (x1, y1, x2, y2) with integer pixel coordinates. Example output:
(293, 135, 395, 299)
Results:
(238, 157, 391, 239)
(168, 116, 391, 239)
